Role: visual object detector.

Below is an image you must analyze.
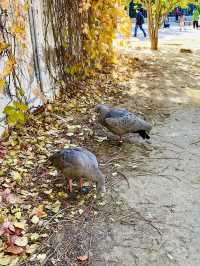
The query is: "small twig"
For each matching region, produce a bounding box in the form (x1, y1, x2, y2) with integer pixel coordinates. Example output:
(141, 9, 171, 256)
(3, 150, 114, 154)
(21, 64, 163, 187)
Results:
(39, 209, 64, 233)
(117, 171, 130, 189)
(148, 157, 181, 160)
(130, 208, 162, 236)
(191, 139, 200, 145)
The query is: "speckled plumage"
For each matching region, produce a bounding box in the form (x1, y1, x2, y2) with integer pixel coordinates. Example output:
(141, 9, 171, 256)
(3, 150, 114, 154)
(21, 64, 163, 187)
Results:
(95, 104, 152, 139)
(49, 147, 106, 194)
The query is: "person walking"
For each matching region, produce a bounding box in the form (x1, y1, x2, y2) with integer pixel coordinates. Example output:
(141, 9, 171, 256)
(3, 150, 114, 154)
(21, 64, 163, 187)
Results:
(134, 8, 146, 37)
(175, 7, 179, 22)
(179, 12, 185, 31)
(192, 8, 199, 29)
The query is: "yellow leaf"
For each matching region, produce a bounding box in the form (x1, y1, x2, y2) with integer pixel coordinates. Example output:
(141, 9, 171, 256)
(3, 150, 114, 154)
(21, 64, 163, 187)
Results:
(0, 42, 9, 53)
(2, 57, 16, 77)
(23, 1, 30, 12)
(10, 22, 25, 38)
(0, 78, 6, 91)
(14, 221, 26, 230)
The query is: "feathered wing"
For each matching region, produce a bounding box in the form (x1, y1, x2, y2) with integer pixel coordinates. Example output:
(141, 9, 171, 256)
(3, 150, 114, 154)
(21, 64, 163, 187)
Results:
(105, 114, 152, 135)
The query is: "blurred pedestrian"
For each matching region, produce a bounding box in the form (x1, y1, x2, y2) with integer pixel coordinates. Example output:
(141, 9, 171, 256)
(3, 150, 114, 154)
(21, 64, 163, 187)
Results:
(192, 8, 199, 29)
(179, 12, 185, 31)
(134, 8, 146, 37)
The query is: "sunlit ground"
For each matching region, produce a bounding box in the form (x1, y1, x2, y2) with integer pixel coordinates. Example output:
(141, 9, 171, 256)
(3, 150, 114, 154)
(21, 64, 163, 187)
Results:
(114, 23, 200, 107)
(116, 23, 200, 52)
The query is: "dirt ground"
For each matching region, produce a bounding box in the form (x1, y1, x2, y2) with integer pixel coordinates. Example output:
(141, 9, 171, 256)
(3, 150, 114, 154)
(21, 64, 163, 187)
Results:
(88, 28, 200, 266)
(20, 27, 200, 266)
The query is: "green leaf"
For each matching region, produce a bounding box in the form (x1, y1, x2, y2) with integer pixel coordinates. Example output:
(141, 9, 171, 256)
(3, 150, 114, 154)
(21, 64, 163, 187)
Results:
(13, 101, 28, 111)
(3, 106, 15, 115)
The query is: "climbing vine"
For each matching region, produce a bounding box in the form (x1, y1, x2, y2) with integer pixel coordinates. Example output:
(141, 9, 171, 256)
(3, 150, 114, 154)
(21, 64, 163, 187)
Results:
(43, 0, 130, 95)
(0, 0, 29, 126)
(0, 0, 131, 125)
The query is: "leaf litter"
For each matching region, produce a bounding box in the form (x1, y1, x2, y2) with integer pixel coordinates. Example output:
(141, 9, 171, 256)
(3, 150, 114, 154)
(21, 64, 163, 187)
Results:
(0, 57, 157, 265)
(0, 62, 132, 265)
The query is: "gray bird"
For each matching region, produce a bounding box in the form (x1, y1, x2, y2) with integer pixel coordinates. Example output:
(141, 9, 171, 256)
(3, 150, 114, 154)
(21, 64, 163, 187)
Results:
(95, 104, 152, 141)
(49, 147, 106, 195)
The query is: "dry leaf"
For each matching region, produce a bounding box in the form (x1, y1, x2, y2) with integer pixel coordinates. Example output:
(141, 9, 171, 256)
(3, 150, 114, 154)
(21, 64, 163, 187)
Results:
(37, 253, 46, 263)
(14, 236, 28, 247)
(77, 255, 88, 262)
(31, 215, 39, 224)
(5, 245, 24, 255)
(0, 256, 11, 265)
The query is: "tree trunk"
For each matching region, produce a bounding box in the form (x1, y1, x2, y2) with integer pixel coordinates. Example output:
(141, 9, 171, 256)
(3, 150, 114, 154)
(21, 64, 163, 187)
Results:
(146, 4, 159, 51)
(150, 30, 158, 50)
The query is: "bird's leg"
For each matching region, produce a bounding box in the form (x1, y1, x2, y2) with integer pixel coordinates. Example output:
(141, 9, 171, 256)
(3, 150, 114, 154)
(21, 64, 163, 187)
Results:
(89, 177, 93, 188)
(68, 178, 73, 193)
(79, 177, 83, 192)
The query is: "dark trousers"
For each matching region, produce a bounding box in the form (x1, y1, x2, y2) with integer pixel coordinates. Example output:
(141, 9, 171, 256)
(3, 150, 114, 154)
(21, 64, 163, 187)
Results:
(134, 24, 146, 37)
(193, 21, 199, 28)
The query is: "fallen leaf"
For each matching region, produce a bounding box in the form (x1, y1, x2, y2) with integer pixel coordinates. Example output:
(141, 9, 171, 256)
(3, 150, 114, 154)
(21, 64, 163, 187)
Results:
(13, 221, 26, 230)
(37, 253, 46, 263)
(31, 215, 39, 224)
(32, 208, 47, 218)
(26, 244, 38, 254)
(0, 221, 15, 236)
(30, 233, 40, 242)
(51, 200, 61, 214)
(0, 256, 11, 265)
(58, 191, 68, 198)
(96, 136, 107, 142)
(77, 255, 88, 262)
(11, 171, 22, 183)
(78, 209, 84, 215)
(1, 188, 15, 204)
(14, 236, 28, 247)
(43, 189, 52, 195)
(5, 245, 24, 255)
(14, 212, 21, 220)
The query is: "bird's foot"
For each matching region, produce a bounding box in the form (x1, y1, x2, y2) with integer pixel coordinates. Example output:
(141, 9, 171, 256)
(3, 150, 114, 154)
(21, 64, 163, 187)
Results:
(67, 178, 73, 193)
(80, 186, 91, 194)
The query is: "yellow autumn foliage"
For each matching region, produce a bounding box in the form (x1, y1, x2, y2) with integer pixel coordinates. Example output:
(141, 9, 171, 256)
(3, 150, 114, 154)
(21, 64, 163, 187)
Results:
(82, 0, 131, 72)
(0, 41, 10, 54)
(10, 22, 26, 39)
(0, 77, 6, 91)
(0, 0, 28, 96)
(2, 56, 16, 77)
